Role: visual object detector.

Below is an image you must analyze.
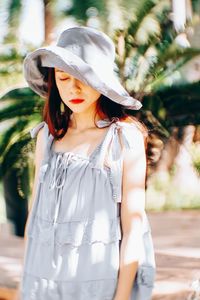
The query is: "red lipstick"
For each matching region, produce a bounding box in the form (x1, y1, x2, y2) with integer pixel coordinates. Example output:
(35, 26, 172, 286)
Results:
(69, 98, 85, 104)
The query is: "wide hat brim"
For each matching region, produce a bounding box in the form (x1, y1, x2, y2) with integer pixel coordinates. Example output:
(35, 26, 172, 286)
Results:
(23, 45, 142, 110)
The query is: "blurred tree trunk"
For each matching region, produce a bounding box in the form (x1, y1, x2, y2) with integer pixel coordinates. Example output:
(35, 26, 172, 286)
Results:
(156, 127, 180, 175)
(43, 0, 54, 44)
(155, 125, 200, 195)
(172, 125, 200, 193)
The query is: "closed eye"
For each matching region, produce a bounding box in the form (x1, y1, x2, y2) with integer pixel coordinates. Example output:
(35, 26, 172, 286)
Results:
(59, 77, 70, 81)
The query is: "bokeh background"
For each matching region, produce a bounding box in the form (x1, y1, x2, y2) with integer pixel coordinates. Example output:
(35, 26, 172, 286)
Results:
(0, 0, 200, 299)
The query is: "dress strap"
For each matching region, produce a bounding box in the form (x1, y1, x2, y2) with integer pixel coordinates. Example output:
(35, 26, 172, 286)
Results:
(29, 120, 54, 184)
(29, 121, 47, 139)
(29, 121, 54, 163)
(95, 118, 140, 204)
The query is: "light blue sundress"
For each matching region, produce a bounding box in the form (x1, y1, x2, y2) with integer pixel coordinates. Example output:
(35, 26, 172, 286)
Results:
(19, 117, 155, 300)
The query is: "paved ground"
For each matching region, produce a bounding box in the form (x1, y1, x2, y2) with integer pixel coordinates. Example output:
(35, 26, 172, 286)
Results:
(0, 210, 200, 300)
(150, 211, 200, 300)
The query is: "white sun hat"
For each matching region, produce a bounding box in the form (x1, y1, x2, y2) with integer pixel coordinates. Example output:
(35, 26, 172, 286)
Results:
(23, 26, 142, 110)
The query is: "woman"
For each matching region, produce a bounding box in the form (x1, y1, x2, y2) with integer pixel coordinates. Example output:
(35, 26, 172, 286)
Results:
(18, 26, 155, 300)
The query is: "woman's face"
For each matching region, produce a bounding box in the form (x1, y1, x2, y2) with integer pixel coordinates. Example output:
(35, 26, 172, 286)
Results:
(54, 68, 101, 112)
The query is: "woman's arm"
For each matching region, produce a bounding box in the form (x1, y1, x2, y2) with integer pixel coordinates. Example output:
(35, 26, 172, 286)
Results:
(114, 127, 147, 300)
(24, 126, 46, 240)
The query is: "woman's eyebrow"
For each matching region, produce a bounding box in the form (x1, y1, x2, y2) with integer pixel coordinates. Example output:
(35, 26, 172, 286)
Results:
(55, 69, 71, 76)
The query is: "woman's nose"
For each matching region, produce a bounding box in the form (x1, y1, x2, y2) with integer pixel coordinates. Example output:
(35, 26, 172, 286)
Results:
(70, 78, 82, 93)
(71, 77, 81, 88)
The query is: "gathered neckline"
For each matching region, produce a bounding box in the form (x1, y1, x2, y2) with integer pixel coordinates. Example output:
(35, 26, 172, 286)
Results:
(50, 119, 116, 160)
(51, 141, 102, 161)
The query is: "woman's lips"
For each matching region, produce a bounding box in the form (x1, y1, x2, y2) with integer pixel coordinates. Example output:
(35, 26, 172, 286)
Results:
(69, 98, 85, 104)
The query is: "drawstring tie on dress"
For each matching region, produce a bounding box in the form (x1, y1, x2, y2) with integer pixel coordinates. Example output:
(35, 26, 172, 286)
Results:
(48, 152, 76, 269)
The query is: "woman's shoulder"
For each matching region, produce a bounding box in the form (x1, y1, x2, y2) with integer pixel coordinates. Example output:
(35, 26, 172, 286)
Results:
(117, 116, 148, 150)
(118, 116, 147, 134)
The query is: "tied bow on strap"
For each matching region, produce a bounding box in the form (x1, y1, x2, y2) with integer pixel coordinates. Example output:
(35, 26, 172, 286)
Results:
(114, 120, 137, 149)
(29, 121, 46, 139)
(96, 117, 137, 150)
(96, 118, 137, 203)
(96, 117, 120, 128)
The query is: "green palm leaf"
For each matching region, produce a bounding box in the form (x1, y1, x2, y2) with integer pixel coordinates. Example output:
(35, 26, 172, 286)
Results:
(0, 87, 43, 178)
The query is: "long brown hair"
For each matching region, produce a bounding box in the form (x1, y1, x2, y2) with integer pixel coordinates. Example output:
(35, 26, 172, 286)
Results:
(43, 67, 148, 150)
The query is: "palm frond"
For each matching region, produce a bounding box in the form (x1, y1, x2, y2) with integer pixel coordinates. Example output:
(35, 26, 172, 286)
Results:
(127, 0, 157, 37)
(0, 116, 37, 181)
(0, 87, 43, 178)
(3, 0, 22, 44)
(0, 87, 43, 121)
(65, 0, 107, 24)
(145, 47, 200, 92)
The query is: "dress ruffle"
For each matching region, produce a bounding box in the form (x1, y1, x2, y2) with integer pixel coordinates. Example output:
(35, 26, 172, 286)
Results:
(21, 265, 156, 300)
(21, 272, 117, 300)
(27, 215, 122, 247)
